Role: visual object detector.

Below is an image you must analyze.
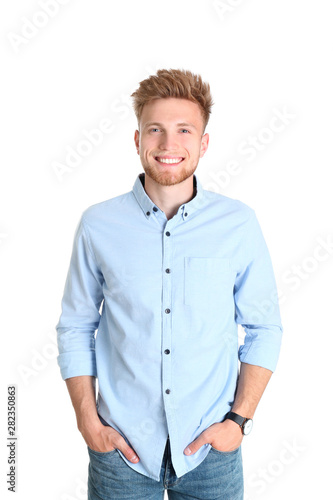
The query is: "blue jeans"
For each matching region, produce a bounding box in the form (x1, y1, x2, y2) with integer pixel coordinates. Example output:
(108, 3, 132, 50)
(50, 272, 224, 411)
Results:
(87, 416, 244, 499)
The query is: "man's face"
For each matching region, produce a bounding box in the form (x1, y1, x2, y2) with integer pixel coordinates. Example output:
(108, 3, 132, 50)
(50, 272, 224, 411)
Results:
(134, 97, 209, 186)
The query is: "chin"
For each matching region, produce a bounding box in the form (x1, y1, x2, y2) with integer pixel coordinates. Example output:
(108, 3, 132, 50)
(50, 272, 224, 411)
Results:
(149, 171, 192, 187)
(143, 164, 197, 187)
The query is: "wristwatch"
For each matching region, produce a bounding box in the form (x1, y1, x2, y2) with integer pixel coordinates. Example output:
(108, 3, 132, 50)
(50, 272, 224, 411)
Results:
(224, 411, 253, 435)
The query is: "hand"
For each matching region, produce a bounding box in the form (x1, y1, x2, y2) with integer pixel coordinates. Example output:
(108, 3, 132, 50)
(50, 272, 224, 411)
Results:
(79, 418, 140, 463)
(184, 420, 243, 455)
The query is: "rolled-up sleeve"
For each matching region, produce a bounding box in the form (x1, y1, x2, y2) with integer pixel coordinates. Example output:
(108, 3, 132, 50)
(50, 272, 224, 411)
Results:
(56, 214, 104, 380)
(235, 209, 283, 372)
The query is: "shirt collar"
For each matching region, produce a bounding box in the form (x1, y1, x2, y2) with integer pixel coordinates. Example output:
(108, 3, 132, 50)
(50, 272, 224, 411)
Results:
(132, 172, 205, 221)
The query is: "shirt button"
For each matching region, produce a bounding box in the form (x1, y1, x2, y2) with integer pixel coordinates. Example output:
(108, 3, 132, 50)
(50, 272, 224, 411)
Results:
(165, 308, 171, 314)
(184, 212, 188, 217)
(153, 207, 158, 212)
(146, 211, 151, 216)
(165, 389, 171, 394)
(166, 231, 170, 236)
(165, 268, 171, 273)
(164, 349, 170, 354)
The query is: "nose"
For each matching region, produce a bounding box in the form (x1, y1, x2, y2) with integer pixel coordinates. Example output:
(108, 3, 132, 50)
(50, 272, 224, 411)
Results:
(158, 132, 179, 151)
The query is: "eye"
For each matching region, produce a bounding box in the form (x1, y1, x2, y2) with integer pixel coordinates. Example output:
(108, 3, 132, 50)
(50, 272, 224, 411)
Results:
(180, 129, 190, 133)
(150, 128, 160, 133)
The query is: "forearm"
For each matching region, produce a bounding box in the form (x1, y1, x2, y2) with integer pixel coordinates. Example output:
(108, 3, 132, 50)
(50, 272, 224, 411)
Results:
(65, 375, 100, 431)
(231, 362, 273, 419)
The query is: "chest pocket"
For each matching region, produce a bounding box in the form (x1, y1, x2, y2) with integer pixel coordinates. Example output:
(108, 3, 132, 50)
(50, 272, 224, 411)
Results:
(184, 257, 236, 309)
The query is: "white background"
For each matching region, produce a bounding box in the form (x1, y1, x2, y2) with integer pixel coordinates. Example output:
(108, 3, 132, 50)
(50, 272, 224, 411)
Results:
(1, 0, 332, 498)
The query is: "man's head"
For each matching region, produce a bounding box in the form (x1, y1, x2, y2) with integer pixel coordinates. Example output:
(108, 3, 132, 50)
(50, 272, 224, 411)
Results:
(131, 69, 213, 187)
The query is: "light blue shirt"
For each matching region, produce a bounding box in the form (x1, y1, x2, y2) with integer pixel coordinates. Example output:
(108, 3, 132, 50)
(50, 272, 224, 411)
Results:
(56, 172, 283, 482)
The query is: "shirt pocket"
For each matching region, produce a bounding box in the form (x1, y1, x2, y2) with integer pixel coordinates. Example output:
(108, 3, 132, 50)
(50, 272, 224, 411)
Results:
(184, 257, 236, 309)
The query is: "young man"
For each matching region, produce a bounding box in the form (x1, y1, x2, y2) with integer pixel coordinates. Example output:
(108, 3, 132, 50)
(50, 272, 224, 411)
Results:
(56, 69, 283, 499)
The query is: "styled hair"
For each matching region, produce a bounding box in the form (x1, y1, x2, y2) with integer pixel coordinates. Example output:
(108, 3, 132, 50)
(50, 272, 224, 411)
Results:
(131, 68, 213, 133)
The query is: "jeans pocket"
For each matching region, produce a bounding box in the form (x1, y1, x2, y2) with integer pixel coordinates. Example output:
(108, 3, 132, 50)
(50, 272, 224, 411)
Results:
(88, 446, 117, 456)
(210, 444, 241, 455)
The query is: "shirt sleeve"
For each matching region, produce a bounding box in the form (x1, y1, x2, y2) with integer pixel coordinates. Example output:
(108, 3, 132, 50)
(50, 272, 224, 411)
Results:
(55, 214, 104, 380)
(234, 209, 283, 372)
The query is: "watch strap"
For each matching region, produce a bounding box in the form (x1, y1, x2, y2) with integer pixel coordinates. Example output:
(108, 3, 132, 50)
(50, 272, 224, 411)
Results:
(224, 411, 247, 426)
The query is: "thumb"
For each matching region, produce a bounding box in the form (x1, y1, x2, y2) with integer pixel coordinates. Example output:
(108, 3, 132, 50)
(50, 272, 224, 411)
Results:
(120, 442, 139, 463)
(119, 438, 140, 463)
(184, 437, 205, 456)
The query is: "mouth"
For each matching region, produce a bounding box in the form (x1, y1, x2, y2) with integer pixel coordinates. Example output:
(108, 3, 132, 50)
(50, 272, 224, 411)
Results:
(154, 156, 185, 166)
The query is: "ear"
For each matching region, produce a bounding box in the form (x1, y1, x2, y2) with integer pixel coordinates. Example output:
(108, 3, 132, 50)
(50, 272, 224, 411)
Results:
(134, 130, 140, 154)
(200, 133, 209, 158)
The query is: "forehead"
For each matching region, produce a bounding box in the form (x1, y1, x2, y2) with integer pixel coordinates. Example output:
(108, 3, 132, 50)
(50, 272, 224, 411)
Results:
(140, 97, 203, 127)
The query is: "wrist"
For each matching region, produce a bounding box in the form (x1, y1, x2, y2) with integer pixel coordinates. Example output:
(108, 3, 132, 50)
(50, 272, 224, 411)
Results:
(224, 411, 253, 436)
(230, 403, 254, 420)
(76, 407, 101, 433)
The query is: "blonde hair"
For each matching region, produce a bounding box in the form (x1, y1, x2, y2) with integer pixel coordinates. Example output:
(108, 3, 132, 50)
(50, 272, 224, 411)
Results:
(131, 68, 213, 133)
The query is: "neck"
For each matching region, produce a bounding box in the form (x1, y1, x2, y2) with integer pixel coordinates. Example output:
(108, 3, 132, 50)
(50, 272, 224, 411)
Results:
(142, 173, 196, 220)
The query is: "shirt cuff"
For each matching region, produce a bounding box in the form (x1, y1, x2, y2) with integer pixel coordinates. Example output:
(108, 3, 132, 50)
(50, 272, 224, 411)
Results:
(238, 334, 282, 372)
(57, 351, 97, 380)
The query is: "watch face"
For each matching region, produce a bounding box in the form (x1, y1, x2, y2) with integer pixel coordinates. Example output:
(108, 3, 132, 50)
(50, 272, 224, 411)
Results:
(243, 419, 253, 435)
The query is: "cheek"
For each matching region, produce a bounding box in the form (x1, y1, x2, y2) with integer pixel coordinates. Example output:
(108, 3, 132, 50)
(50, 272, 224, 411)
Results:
(183, 138, 201, 155)
(141, 137, 156, 153)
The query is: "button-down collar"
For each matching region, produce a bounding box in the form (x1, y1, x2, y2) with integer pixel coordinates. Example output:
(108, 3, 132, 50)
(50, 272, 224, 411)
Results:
(132, 172, 205, 221)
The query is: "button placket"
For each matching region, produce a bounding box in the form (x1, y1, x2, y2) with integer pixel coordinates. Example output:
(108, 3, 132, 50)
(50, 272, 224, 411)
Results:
(162, 220, 174, 410)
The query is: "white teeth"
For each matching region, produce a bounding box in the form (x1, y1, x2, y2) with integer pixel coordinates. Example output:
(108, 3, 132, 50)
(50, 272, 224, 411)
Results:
(157, 157, 183, 164)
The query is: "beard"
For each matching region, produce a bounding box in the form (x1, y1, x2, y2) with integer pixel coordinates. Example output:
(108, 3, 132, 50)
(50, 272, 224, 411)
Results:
(140, 155, 199, 187)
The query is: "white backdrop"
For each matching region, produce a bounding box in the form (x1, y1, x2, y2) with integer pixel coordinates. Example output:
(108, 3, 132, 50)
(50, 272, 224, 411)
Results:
(1, 1, 332, 498)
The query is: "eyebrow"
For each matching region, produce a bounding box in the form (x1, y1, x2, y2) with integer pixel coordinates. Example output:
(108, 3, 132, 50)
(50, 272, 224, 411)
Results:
(143, 121, 198, 131)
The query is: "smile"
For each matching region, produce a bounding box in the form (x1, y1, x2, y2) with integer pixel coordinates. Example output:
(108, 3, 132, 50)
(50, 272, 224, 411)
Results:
(154, 157, 185, 165)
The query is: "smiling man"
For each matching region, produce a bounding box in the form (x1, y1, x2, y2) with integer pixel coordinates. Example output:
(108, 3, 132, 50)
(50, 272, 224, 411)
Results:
(56, 69, 283, 500)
